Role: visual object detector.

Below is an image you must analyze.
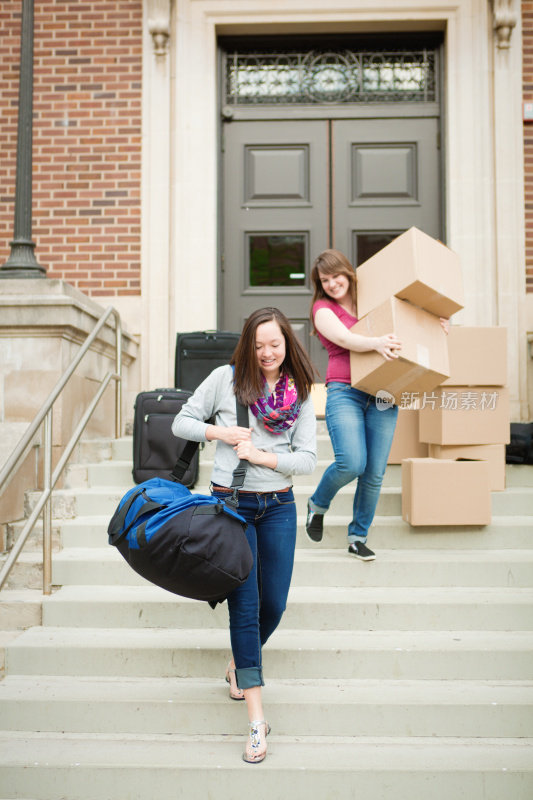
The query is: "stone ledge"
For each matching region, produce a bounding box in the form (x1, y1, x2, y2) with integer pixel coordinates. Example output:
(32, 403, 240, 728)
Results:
(0, 279, 138, 366)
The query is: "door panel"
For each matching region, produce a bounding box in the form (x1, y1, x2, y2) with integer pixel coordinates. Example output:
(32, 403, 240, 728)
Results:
(332, 118, 440, 263)
(222, 120, 329, 373)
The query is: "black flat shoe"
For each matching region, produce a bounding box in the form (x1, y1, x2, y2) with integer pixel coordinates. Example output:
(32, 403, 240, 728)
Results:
(306, 503, 324, 543)
(348, 542, 376, 561)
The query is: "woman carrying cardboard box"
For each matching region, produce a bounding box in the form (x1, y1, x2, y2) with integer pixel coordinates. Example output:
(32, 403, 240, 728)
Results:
(305, 249, 403, 559)
(306, 248, 450, 559)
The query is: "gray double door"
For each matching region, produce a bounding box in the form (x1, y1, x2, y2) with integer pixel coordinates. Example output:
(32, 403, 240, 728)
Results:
(221, 116, 441, 378)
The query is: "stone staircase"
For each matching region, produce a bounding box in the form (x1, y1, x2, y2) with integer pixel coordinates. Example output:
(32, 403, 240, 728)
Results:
(0, 431, 532, 799)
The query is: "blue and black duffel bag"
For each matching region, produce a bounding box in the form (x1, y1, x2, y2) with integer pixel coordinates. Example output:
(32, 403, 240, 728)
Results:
(107, 399, 253, 604)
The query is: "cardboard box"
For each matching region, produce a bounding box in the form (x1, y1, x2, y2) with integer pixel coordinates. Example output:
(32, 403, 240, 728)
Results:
(388, 408, 429, 464)
(402, 458, 492, 526)
(350, 296, 450, 402)
(356, 227, 464, 319)
(428, 443, 506, 491)
(442, 326, 507, 386)
(418, 386, 510, 445)
(311, 383, 326, 418)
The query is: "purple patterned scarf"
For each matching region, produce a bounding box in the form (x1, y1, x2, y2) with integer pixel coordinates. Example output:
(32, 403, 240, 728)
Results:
(250, 373, 302, 434)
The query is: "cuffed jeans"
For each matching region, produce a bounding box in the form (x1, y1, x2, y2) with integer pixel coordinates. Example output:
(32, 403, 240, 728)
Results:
(309, 383, 398, 543)
(211, 487, 297, 690)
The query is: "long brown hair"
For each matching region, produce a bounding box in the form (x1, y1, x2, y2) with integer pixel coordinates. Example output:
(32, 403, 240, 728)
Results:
(309, 249, 358, 331)
(230, 307, 317, 406)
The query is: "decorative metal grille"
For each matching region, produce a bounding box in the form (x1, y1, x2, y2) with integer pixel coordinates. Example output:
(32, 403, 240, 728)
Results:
(224, 49, 437, 106)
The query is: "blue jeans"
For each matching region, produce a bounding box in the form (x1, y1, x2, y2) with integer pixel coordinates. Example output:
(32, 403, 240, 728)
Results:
(211, 487, 297, 690)
(309, 383, 398, 543)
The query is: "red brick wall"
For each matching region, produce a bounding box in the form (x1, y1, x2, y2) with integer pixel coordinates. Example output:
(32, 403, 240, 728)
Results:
(0, 1, 142, 296)
(524, 2, 533, 293)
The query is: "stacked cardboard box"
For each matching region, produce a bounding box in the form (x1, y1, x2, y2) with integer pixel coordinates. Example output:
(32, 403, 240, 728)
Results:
(350, 227, 463, 404)
(347, 227, 507, 526)
(355, 226, 464, 319)
(350, 296, 451, 401)
(426, 443, 505, 493)
(402, 458, 492, 526)
(402, 326, 509, 525)
(387, 405, 428, 464)
(418, 326, 509, 492)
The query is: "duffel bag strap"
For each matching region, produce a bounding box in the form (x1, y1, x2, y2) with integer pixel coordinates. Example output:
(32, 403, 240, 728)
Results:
(226, 399, 249, 510)
(108, 487, 146, 540)
(168, 438, 200, 483)
(109, 489, 165, 546)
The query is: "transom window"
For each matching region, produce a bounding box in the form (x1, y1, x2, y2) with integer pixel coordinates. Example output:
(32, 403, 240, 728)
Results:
(223, 46, 437, 106)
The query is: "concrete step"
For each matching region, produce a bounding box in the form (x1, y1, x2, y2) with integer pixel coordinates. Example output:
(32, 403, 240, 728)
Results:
(84, 435, 533, 485)
(41, 584, 533, 631)
(0, 590, 42, 630)
(5, 520, 62, 553)
(25, 482, 533, 521)
(0, 631, 23, 678)
(506, 463, 533, 487)
(50, 546, 533, 592)
(80, 457, 533, 491)
(492, 487, 533, 515)
(0, 731, 531, 800)
(51, 545, 533, 588)
(75, 437, 113, 463)
(0, 553, 43, 591)
(6, 626, 533, 680)
(58, 513, 533, 551)
(110, 436, 133, 461)
(22, 484, 401, 518)
(0, 675, 531, 738)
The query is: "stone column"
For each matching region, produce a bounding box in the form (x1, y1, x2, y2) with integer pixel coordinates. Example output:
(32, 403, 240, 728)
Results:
(491, 0, 529, 419)
(141, 0, 173, 388)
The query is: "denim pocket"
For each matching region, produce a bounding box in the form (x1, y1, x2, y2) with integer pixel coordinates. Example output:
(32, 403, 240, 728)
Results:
(273, 491, 295, 506)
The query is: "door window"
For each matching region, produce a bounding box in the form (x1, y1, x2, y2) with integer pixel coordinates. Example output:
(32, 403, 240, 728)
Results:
(353, 232, 401, 267)
(247, 233, 307, 288)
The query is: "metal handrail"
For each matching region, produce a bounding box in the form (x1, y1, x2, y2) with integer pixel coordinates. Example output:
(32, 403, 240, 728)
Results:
(0, 306, 122, 594)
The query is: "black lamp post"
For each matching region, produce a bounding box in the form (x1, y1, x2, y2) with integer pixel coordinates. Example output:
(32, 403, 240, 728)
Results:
(0, 0, 45, 278)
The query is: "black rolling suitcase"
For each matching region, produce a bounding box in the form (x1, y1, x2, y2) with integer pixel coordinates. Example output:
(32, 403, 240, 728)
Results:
(174, 330, 240, 392)
(132, 388, 199, 487)
(506, 422, 533, 464)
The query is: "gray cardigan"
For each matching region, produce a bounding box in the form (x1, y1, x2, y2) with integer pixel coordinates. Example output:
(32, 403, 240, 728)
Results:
(171, 365, 317, 491)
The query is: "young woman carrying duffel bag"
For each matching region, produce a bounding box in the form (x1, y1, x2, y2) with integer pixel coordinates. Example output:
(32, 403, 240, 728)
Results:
(171, 307, 317, 764)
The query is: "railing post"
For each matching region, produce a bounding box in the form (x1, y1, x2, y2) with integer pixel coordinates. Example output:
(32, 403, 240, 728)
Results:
(114, 310, 123, 439)
(42, 410, 53, 595)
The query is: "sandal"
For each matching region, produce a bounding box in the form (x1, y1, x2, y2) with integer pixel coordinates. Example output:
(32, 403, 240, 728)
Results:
(242, 719, 271, 764)
(225, 663, 244, 701)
